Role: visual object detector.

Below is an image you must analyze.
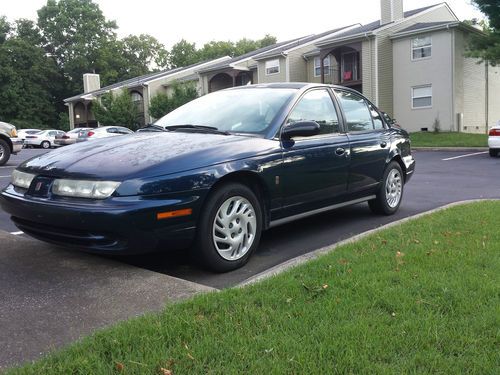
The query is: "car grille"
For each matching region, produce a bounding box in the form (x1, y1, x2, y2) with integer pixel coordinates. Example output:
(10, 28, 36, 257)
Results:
(12, 217, 125, 250)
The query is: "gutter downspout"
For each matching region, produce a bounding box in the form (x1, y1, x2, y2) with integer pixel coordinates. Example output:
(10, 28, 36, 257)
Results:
(449, 24, 456, 132)
(485, 60, 489, 134)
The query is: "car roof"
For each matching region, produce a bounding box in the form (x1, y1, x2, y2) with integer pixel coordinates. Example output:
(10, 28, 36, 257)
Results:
(227, 82, 363, 93)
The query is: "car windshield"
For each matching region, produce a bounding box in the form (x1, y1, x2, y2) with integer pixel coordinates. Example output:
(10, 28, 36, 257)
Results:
(154, 88, 296, 135)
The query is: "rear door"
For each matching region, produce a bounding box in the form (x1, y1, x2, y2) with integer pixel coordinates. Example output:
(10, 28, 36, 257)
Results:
(280, 88, 350, 217)
(334, 89, 390, 194)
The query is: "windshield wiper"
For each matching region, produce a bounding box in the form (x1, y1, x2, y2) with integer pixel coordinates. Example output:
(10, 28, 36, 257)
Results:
(165, 124, 230, 135)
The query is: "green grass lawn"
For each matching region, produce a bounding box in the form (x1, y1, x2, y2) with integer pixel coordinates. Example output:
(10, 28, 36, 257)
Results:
(410, 132, 488, 147)
(8, 202, 500, 375)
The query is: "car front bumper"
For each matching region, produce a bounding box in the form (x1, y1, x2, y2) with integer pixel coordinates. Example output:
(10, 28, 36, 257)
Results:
(11, 138, 23, 154)
(0, 185, 202, 254)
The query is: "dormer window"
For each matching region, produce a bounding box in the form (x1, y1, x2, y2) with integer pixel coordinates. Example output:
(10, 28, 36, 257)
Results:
(412, 36, 432, 60)
(265, 59, 280, 75)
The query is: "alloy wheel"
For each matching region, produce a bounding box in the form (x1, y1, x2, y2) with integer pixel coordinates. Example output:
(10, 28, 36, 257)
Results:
(385, 169, 402, 208)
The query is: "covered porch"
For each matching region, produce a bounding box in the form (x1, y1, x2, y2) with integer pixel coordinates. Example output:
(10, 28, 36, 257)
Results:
(318, 42, 363, 93)
(207, 67, 255, 93)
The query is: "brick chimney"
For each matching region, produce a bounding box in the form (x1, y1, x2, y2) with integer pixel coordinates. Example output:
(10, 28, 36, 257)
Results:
(83, 73, 101, 93)
(380, 0, 404, 25)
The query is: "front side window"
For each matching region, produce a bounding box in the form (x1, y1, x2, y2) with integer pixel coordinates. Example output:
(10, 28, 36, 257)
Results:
(412, 36, 432, 60)
(286, 89, 340, 135)
(335, 90, 374, 132)
(314, 56, 331, 77)
(412, 85, 432, 108)
(265, 59, 280, 75)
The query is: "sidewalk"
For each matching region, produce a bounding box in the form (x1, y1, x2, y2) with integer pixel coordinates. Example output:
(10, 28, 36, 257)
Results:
(0, 231, 215, 370)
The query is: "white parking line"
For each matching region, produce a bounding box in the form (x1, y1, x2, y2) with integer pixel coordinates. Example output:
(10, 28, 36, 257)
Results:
(10, 231, 24, 235)
(0, 166, 15, 169)
(0, 175, 11, 178)
(442, 151, 488, 161)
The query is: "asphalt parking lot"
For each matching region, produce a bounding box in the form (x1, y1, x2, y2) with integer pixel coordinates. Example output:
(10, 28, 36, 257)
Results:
(0, 147, 499, 368)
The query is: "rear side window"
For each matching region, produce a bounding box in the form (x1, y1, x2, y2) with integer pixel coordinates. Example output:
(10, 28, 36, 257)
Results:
(287, 89, 340, 135)
(335, 90, 374, 132)
(106, 128, 116, 133)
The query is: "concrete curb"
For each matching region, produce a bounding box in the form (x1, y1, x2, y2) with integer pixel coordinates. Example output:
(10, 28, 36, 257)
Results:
(412, 147, 488, 152)
(239, 199, 498, 287)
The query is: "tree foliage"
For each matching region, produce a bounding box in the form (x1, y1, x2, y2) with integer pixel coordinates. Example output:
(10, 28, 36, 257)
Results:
(149, 82, 198, 120)
(467, 0, 500, 65)
(92, 91, 139, 130)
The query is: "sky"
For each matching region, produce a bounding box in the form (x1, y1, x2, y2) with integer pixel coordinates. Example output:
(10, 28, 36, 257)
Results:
(1, 0, 485, 49)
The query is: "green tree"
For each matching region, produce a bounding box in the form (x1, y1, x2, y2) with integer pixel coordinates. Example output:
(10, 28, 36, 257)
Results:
(468, 0, 500, 65)
(121, 34, 169, 72)
(169, 39, 199, 68)
(0, 16, 10, 44)
(0, 37, 60, 128)
(92, 91, 139, 130)
(149, 82, 198, 120)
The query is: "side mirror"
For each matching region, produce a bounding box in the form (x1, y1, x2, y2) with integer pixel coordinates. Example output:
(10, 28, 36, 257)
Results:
(281, 121, 320, 140)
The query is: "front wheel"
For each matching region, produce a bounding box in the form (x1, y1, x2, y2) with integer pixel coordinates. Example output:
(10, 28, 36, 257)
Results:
(192, 183, 262, 272)
(369, 161, 404, 215)
(489, 149, 498, 157)
(0, 139, 11, 166)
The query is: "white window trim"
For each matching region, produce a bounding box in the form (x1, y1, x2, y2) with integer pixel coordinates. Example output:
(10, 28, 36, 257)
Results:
(265, 59, 280, 76)
(313, 56, 331, 77)
(411, 85, 433, 109)
(411, 36, 432, 61)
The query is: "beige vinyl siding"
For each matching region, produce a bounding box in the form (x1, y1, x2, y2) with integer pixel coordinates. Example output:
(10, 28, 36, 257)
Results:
(463, 58, 487, 133)
(288, 48, 309, 82)
(258, 57, 287, 83)
(377, 4, 457, 116)
(362, 38, 375, 102)
(393, 30, 454, 132)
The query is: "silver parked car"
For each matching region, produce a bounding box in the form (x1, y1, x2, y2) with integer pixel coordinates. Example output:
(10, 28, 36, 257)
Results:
(24, 130, 65, 149)
(54, 127, 92, 146)
(76, 126, 133, 142)
(17, 129, 42, 143)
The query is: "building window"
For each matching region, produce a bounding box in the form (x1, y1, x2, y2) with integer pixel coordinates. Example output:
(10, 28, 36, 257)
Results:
(341, 52, 359, 82)
(412, 36, 432, 60)
(412, 85, 432, 108)
(265, 59, 280, 75)
(314, 56, 331, 77)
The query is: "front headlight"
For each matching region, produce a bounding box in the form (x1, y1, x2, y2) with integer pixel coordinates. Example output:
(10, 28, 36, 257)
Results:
(12, 170, 36, 189)
(52, 179, 121, 199)
(11, 128, 17, 137)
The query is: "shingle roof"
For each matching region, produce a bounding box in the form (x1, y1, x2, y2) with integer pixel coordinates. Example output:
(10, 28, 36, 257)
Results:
(64, 58, 230, 102)
(252, 26, 354, 60)
(316, 3, 442, 45)
(394, 21, 456, 34)
(196, 38, 304, 73)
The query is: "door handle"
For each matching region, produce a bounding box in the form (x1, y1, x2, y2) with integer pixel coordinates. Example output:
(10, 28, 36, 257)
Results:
(335, 147, 345, 156)
(380, 142, 387, 148)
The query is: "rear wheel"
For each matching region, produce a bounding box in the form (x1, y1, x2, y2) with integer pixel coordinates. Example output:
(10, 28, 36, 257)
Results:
(0, 139, 11, 166)
(489, 149, 498, 157)
(369, 161, 404, 215)
(192, 183, 262, 272)
(41, 141, 50, 149)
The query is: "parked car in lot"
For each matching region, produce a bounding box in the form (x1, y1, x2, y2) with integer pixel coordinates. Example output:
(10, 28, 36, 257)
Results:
(0, 83, 415, 272)
(488, 122, 500, 157)
(54, 127, 92, 146)
(17, 129, 42, 143)
(0, 121, 23, 166)
(24, 130, 66, 149)
(76, 126, 133, 142)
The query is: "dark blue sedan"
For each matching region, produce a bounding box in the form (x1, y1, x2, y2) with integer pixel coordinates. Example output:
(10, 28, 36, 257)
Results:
(0, 83, 415, 272)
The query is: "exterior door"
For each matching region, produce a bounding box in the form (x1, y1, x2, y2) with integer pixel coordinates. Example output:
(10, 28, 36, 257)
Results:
(280, 89, 350, 217)
(334, 89, 391, 193)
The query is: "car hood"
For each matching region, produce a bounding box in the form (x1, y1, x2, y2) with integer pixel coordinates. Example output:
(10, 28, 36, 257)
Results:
(19, 132, 279, 180)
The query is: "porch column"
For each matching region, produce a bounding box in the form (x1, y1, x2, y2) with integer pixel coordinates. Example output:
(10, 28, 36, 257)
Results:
(67, 103, 75, 130)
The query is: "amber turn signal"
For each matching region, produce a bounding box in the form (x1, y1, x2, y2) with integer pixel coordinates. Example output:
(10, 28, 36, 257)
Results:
(157, 208, 193, 220)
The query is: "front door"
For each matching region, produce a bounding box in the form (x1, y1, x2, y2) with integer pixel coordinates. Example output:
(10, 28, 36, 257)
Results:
(334, 89, 391, 193)
(280, 89, 350, 217)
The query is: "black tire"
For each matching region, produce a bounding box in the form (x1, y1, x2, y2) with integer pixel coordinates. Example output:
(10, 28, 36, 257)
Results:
(489, 149, 498, 157)
(0, 139, 11, 166)
(192, 182, 263, 272)
(369, 161, 404, 215)
(41, 141, 50, 149)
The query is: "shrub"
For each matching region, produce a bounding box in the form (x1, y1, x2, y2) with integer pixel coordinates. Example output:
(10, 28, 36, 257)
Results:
(149, 81, 198, 121)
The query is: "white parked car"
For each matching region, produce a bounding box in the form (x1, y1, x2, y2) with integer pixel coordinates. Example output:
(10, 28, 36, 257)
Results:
(17, 129, 42, 143)
(489, 122, 500, 157)
(76, 126, 133, 142)
(54, 127, 92, 146)
(24, 130, 66, 149)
